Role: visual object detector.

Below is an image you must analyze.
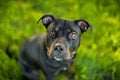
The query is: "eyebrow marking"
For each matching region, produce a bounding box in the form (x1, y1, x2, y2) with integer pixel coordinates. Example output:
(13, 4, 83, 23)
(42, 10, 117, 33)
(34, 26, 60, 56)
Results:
(66, 28, 71, 32)
(55, 27, 59, 31)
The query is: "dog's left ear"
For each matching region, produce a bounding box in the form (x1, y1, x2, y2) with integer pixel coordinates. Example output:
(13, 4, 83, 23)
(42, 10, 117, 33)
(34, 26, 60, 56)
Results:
(37, 14, 54, 28)
(74, 19, 93, 33)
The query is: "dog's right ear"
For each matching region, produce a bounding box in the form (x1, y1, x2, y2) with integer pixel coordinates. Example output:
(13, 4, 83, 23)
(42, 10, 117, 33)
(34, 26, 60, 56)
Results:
(74, 19, 93, 33)
(37, 14, 54, 28)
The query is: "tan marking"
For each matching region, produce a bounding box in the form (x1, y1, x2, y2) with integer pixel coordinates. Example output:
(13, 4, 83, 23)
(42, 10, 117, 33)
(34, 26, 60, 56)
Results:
(55, 27, 59, 32)
(66, 28, 71, 33)
(46, 47, 51, 57)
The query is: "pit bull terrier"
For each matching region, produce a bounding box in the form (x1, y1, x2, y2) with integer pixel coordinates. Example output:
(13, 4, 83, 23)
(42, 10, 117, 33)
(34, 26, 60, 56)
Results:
(19, 14, 93, 80)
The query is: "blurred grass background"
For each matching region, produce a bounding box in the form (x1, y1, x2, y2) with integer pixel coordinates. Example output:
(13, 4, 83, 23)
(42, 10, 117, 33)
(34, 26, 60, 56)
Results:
(0, 0, 120, 80)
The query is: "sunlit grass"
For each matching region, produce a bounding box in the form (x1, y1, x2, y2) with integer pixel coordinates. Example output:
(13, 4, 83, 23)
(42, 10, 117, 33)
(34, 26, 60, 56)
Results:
(0, 0, 120, 80)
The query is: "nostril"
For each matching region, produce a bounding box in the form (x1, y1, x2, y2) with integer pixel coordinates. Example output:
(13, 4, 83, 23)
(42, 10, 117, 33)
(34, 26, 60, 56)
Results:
(54, 45, 64, 52)
(54, 46, 57, 51)
(60, 47, 63, 51)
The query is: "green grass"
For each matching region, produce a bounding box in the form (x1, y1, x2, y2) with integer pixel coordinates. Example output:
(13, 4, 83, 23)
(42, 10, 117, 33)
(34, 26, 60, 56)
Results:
(0, 0, 120, 80)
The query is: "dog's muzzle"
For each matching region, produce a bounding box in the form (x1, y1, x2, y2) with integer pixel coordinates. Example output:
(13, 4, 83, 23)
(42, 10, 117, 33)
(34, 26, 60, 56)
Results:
(52, 43, 66, 61)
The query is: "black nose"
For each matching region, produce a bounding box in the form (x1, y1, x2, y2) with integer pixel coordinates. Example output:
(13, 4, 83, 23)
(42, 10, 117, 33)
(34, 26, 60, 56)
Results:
(54, 45, 64, 52)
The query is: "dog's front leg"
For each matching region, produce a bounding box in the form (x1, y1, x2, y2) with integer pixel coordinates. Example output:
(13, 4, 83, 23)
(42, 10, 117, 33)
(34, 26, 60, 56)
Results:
(20, 62, 40, 80)
(45, 74, 55, 80)
(46, 77, 54, 80)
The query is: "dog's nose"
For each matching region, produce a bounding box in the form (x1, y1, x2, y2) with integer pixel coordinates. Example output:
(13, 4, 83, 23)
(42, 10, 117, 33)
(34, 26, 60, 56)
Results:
(54, 45, 64, 52)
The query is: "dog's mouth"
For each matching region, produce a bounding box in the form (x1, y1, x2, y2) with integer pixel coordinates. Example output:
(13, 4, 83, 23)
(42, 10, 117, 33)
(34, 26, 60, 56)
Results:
(52, 51, 64, 61)
(53, 56, 63, 61)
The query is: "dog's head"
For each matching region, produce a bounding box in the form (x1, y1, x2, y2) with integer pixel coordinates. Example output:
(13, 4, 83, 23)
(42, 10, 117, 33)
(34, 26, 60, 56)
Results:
(37, 14, 93, 61)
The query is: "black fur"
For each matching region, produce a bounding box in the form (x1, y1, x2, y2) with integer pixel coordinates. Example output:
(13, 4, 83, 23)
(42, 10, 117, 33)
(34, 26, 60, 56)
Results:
(18, 14, 93, 80)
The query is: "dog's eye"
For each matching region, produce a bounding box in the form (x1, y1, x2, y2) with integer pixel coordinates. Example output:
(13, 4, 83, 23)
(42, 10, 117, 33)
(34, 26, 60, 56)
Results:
(69, 32, 78, 40)
(49, 30, 56, 38)
(50, 31, 55, 35)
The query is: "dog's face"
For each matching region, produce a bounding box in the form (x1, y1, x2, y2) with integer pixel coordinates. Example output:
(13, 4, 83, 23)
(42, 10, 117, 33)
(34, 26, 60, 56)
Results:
(37, 15, 93, 61)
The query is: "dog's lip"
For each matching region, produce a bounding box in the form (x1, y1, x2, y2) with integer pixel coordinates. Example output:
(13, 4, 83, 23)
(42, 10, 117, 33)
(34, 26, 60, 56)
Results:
(53, 56, 63, 61)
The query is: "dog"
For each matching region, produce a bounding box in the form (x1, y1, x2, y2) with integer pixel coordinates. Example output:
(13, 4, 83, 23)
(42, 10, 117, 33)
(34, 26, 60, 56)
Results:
(19, 14, 93, 80)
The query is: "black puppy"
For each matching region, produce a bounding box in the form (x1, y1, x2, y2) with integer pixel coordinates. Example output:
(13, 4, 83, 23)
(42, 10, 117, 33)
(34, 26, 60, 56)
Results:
(19, 14, 93, 80)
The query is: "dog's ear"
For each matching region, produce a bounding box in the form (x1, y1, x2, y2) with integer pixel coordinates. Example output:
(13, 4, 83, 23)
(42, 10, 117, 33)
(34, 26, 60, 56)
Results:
(37, 14, 54, 28)
(75, 19, 93, 33)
